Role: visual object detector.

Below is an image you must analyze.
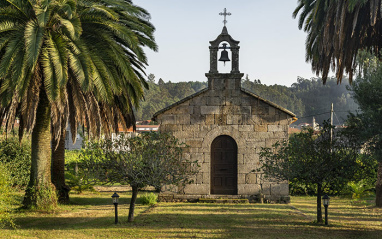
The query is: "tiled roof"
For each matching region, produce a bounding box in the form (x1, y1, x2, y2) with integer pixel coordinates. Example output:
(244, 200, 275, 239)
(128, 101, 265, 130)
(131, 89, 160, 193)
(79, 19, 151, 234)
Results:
(118, 125, 160, 133)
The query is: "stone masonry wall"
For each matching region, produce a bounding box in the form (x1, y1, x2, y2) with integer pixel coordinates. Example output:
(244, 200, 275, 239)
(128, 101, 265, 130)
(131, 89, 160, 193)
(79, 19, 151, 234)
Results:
(155, 74, 294, 202)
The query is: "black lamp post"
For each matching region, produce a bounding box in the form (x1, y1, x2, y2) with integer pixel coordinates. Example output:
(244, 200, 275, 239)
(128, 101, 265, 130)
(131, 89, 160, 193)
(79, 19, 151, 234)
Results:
(112, 192, 120, 224)
(322, 194, 330, 225)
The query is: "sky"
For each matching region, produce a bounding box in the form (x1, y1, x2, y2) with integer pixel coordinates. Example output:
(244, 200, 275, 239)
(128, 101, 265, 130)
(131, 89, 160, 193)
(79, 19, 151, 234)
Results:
(133, 0, 317, 87)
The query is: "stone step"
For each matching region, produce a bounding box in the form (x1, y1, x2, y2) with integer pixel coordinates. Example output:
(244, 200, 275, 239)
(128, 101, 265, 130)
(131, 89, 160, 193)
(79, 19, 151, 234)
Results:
(200, 195, 244, 199)
(198, 198, 249, 203)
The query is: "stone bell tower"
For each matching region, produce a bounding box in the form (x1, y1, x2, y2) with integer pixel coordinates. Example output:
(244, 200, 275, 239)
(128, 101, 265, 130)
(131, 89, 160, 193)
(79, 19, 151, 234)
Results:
(206, 8, 244, 92)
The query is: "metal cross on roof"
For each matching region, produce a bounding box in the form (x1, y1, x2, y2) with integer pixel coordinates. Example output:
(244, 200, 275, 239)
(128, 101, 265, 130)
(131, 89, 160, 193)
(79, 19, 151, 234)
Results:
(219, 8, 231, 26)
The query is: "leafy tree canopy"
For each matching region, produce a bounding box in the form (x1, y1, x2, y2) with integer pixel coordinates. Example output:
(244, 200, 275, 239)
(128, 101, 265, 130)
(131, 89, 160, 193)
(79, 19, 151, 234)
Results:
(78, 132, 199, 221)
(258, 123, 359, 223)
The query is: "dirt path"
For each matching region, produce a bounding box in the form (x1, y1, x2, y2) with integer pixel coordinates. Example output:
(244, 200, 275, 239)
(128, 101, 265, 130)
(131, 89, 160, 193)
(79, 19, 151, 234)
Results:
(94, 185, 155, 192)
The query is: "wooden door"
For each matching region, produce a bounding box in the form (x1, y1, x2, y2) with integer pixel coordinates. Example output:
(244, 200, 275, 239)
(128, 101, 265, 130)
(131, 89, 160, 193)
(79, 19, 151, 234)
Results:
(211, 135, 237, 195)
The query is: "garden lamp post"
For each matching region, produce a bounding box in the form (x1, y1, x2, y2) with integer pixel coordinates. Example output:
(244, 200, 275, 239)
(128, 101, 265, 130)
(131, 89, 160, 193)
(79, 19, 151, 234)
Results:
(322, 194, 330, 225)
(112, 192, 120, 224)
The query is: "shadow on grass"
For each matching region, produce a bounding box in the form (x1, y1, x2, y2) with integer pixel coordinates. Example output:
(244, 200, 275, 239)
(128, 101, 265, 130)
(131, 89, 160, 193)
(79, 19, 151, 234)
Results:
(67, 191, 153, 206)
(6, 195, 382, 239)
(158, 203, 290, 210)
(68, 195, 137, 206)
(68, 196, 114, 206)
(9, 208, 382, 239)
(9, 211, 306, 229)
(134, 206, 382, 239)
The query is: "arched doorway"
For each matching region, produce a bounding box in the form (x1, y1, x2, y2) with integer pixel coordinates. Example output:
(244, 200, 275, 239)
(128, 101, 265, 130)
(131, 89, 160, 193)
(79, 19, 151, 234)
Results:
(211, 135, 238, 195)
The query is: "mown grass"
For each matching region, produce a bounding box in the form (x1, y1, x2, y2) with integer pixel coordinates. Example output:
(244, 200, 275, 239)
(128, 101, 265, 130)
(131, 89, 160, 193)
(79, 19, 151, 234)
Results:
(1, 192, 381, 239)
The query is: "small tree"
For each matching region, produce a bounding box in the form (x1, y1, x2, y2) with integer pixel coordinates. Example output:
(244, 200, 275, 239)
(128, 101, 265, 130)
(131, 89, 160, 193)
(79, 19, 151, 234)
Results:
(259, 123, 359, 223)
(79, 132, 198, 222)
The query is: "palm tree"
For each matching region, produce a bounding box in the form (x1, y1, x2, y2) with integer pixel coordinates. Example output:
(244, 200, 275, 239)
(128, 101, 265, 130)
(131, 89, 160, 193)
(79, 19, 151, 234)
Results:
(0, 0, 157, 208)
(293, 0, 382, 84)
(0, 0, 82, 209)
(50, 0, 157, 203)
(294, 0, 382, 207)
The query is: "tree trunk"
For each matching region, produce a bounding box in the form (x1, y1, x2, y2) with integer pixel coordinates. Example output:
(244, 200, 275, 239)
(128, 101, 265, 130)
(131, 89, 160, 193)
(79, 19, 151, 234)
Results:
(52, 127, 70, 204)
(316, 183, 323, 223)
(23, 90, 57, 209)
(128, 185, 139, 222)
(376, 161, 382, 207)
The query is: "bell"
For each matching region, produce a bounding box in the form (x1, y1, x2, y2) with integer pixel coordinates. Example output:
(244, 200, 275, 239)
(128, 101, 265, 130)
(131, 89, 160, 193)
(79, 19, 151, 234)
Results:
(219, 49, 230, 64)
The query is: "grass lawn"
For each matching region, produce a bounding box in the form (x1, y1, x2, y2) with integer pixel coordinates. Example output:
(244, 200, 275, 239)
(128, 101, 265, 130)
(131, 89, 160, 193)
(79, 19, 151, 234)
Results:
(1, 191, 381, 239)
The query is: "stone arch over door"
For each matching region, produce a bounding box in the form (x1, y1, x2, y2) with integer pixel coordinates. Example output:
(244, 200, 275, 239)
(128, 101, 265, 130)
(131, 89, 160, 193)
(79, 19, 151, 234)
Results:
(211, 135, 238, 195)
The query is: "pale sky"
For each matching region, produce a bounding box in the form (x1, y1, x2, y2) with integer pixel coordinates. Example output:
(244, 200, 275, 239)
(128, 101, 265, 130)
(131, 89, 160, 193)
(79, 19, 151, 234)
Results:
(134, 0, 318, 87)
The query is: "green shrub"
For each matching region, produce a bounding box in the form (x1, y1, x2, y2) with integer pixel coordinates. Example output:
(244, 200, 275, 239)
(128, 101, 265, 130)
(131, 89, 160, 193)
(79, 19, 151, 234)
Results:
(65, 168, 95, 194)
(352, 154, 378, 190)
(65, 151, 94, 193)
(290, 153, 377, 196)
(345, 180, 375, 199)
(0, 138, 31, 189)
(65, 150, 93, 193)
(140, 193, 157, 205)
(65, 140, 113, 191)
(289, 181, 316, 196)
(65, 150, 81, 164)
(0, 163, 17, 228)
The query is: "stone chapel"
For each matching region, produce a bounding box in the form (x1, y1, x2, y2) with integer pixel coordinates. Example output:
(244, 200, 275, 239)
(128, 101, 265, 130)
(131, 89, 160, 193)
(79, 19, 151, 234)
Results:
(153, 18, 296, 202)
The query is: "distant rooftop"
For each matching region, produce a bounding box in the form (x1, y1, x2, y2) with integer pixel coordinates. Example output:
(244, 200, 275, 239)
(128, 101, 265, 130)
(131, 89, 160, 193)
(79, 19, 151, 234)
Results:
(118, 124, 159, 133)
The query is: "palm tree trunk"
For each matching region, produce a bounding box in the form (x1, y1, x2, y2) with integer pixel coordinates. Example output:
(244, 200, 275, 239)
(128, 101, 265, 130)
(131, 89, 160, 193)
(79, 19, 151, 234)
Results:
(52, 127, 70, 204)
(316, 183, 323, 223)
(128, 185, 139, 222)
(23, 90, 57, 209)
(376, 162, 382, 207)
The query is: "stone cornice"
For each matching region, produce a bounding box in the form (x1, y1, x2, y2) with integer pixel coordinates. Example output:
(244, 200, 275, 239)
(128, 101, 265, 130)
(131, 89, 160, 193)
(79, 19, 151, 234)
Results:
(205, 73, 244, 78)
